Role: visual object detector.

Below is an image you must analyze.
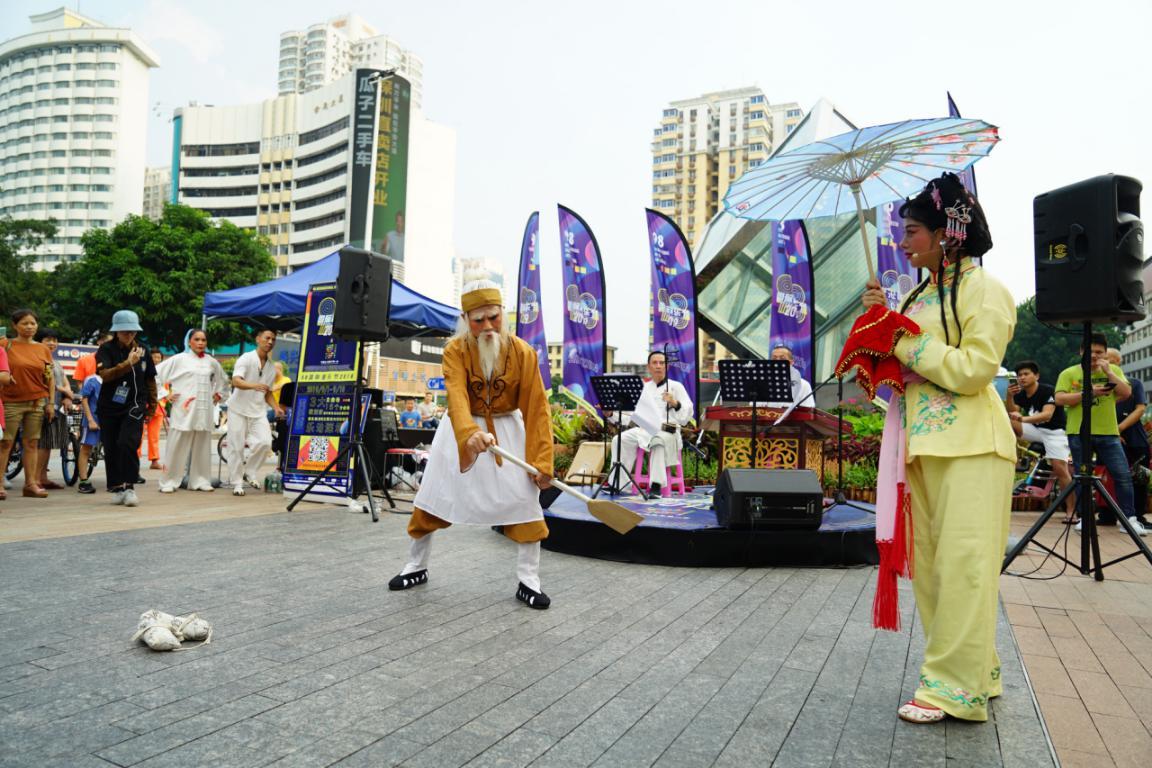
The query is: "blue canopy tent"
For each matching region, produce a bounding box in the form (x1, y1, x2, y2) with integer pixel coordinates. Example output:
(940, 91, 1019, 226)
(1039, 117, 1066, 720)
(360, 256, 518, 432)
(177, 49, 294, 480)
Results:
(202, 250, 458, 337)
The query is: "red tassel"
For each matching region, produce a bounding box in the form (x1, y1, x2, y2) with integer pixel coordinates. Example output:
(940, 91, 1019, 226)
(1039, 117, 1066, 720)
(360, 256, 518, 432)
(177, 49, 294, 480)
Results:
(872, 483, 914, 631)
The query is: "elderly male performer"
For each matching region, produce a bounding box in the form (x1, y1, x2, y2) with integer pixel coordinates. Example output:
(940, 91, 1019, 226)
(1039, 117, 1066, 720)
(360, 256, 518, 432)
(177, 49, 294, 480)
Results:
(608, 351, 694, 495)
(388, 282, 555, 608)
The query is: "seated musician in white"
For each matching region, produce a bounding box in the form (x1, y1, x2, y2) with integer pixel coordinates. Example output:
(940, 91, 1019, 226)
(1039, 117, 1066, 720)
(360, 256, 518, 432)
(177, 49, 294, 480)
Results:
(605, 350, 694, 495)
(768, 345, 815, 408)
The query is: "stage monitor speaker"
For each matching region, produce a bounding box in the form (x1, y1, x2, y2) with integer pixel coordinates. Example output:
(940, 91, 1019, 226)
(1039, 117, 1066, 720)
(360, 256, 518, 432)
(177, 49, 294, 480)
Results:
(713, 468, 823, 530)
(1034, 174, 1145, 323)
(333, 246, 393, 341)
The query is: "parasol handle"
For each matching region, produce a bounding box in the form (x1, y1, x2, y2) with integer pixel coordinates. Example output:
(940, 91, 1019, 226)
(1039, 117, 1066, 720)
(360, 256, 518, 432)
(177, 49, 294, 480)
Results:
(850, 184, 878, 283)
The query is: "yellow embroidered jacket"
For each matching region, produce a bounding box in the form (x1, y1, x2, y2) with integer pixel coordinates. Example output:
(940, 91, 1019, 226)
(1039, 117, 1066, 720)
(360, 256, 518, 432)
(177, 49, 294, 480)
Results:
(892, 262, 1017, 462)
(442, 333, 553, 476)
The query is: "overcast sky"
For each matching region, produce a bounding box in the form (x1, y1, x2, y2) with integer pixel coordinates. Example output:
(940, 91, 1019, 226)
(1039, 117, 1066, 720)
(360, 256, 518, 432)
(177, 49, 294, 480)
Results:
(4, 0, 1150, 361)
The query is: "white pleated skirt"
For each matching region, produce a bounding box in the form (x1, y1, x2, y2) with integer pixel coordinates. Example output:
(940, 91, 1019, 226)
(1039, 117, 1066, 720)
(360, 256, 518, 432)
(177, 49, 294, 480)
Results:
(412, 411, 543, 526)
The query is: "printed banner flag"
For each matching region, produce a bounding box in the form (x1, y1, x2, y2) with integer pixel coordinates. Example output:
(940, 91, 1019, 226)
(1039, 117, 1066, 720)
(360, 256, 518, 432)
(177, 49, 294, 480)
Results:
(516, 212, 550, 390)
(646, 208, 698, 414)
(557, 204, 606, 417)
(948, 92, 978, 198)
(768, 220, 815, 383)
(876, 201, 916, 310)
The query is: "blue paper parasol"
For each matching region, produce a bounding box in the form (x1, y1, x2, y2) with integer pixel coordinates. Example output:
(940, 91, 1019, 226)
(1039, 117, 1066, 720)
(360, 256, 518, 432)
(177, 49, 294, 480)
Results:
(723, 117, 1000, 280)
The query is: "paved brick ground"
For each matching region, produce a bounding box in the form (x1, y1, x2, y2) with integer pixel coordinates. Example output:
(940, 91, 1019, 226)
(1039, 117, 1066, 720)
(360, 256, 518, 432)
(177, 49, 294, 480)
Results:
(0, 489, 1053, 767)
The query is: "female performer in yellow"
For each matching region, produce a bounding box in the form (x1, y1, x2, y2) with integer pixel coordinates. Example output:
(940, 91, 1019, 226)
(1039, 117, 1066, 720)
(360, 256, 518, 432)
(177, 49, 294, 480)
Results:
(849, 172, 1016, 723)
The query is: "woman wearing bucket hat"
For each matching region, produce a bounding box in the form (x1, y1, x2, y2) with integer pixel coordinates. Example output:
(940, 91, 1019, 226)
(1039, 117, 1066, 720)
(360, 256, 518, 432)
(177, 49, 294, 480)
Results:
(95, 310, 157, 507)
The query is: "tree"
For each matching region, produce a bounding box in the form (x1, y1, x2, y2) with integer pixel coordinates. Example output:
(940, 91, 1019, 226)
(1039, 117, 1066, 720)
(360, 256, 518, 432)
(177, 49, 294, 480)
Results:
(53, 204, 275, 348)
(1003, 296, 1125, 379)
(0, 216, 58, 326)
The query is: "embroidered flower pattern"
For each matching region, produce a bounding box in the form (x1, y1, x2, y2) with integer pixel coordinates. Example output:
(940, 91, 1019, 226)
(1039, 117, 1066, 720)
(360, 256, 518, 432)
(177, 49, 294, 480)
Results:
(910, 386, 957, 436)
(904, 335, 931, 369)
(919, 675, 989, 708)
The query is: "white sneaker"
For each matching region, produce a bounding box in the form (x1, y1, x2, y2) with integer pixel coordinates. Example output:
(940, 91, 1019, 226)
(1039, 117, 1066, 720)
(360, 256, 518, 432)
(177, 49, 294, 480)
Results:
(232, 485, 245, 497)
(244, 475, 261, 490)
(112, 490, 126, 505)
(123, 488, 139, 507)
(158, 486, 175, 494)
(1125, 517, 1148, 537)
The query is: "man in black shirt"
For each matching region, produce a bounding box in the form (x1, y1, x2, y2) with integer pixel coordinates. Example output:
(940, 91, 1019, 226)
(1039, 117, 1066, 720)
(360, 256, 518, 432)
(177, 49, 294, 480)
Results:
(1007, 360, 1074, 522)
(96, 310, 157, 507)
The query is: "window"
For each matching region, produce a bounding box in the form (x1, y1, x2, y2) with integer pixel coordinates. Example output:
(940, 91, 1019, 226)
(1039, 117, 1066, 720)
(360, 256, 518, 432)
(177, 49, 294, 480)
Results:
(298, 116, 349, 145)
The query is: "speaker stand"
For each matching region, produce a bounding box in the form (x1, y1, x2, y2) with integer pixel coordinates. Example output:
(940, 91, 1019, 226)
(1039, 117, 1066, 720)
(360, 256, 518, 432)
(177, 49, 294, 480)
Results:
(286, 345, 394, 521)
(1003, 322, 1152, 577)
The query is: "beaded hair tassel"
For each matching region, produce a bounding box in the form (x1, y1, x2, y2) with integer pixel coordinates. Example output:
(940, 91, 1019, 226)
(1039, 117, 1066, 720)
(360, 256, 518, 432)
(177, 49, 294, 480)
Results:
(944, 197, 973, 243)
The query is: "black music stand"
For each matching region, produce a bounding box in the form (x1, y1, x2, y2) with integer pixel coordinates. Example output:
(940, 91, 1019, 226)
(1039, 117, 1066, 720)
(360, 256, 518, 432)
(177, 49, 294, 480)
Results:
(589, 374, 649, 500)
(718, 360, 792, 470)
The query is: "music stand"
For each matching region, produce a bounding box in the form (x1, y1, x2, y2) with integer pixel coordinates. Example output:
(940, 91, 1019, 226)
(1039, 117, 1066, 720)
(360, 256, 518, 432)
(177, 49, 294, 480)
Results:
(718, 360, 793, 470)
(589, 374, 648, 499)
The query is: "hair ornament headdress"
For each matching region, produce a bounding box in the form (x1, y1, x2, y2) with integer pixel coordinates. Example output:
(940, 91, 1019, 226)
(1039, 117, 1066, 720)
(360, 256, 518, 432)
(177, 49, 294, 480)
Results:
(944, 198, 973, 243)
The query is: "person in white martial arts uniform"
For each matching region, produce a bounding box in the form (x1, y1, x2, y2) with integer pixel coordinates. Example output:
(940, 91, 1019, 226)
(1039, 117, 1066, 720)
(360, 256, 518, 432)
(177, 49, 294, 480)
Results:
(155, 329, 228, 493)
(388, 281, 555, 608)
(225, 328, 283, 496)
(606, 350, 694, 495)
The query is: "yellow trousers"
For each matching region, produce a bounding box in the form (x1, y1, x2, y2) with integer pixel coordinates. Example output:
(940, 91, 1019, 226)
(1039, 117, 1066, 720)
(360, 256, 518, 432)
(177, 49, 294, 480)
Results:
(905, 452, 1012, 721)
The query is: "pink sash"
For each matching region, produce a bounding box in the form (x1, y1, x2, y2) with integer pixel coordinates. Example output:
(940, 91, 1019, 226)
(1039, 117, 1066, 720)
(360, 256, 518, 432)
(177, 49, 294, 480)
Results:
(872, 371, 924, 630)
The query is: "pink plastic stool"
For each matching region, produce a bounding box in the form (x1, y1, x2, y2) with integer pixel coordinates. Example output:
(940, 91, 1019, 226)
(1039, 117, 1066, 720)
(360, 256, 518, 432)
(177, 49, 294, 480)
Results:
(632, 446, 686, 497)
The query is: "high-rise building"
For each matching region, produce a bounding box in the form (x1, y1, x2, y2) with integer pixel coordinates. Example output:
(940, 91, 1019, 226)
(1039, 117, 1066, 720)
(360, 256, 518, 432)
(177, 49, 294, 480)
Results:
(651, 87, 803, 373)
(173, 69, 456, 304)
(651, 87, 803, 248)
(0, 7, 159, 267)
(142, 165, 169, 220)
(277, 13, 423, 109)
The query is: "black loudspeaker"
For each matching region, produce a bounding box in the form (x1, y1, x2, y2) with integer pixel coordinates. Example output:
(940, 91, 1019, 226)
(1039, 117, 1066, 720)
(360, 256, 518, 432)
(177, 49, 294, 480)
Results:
(1034, 174, 1145, 323)
(712, 468, 823, 530)
(333, 246, 393, 341)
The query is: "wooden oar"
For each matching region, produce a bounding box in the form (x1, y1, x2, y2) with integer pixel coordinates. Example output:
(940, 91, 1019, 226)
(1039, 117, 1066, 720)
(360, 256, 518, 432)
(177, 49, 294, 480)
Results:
(488, 445, 642, 535)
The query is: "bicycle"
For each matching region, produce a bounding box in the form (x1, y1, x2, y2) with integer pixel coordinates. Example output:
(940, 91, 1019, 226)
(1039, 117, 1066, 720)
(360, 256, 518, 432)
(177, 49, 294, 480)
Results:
(3, 415, 80, 486)
(66, 410, 101, 486)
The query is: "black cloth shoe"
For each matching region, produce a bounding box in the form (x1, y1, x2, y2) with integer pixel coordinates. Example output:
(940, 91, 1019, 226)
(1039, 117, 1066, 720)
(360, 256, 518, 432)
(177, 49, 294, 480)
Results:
(648, 482, 662, 497)
(516, 582, 551, 609)
(539, 487, 562, 510)
(134, 476, 146, 485)
(388, 569, 428, 590)
(77, 481, 95, 494)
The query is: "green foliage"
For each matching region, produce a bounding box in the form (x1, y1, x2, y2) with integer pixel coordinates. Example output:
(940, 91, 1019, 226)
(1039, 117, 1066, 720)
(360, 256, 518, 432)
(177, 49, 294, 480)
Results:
(1003, 296, 1125, 380)
(553, 451, 574, 477)
(0, 216, 59, 327)
(52, 204, 275, 348)
(690, 458, 719, 485)
(841, 460, 879, 489)
(550, 407, 586, 445)
(841, 408, 885, 437)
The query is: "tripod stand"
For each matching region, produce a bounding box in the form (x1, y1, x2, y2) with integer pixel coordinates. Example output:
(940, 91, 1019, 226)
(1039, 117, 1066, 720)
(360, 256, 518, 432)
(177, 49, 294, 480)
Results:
(1003, 322, 1152, 578)
(589, 375, 649, 500)
(823, 374, 878, 515)
(286, 346, 395, 522)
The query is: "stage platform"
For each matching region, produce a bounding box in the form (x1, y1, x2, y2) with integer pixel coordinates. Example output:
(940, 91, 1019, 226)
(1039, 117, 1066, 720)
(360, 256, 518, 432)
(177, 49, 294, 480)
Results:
(543, 485, 879, 568)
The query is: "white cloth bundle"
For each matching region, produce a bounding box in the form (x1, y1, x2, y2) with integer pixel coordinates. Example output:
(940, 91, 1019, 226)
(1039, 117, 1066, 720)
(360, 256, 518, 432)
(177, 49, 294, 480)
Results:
(132, 609, 213, 651)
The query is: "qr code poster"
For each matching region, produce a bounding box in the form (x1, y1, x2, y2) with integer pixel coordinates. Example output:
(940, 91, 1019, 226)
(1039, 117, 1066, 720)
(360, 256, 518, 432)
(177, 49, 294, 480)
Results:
(297, 436, 339, 471)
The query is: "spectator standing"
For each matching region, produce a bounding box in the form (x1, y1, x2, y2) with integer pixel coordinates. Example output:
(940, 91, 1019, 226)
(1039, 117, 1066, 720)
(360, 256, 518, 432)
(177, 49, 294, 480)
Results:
(155, 329, 227, 494)
(226, 328, 283, 496)
(76, 369, 101, 494)
(140, 349, 166, 470)
(33, 328, 74, 490)
(0, 342, 10, 504)
(96, 310, 157, 507)
(417, 392, 439, 428)
(1054, 334, 1146, 535)
(1007, 360, 1076, 522)
(399, 398, 422, 428)
(1109, 348, 1151, 528)
(0, 309, 55, 498)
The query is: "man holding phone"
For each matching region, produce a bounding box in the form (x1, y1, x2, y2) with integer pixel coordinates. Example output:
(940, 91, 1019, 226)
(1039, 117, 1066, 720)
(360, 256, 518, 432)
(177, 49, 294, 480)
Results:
(1008, 360, 1075, 523)
(1054, 333, 1146, 535)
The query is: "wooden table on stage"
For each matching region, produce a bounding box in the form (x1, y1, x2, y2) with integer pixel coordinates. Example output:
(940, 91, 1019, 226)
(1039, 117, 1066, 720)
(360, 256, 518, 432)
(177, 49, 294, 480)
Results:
(702, 405, 845, 480)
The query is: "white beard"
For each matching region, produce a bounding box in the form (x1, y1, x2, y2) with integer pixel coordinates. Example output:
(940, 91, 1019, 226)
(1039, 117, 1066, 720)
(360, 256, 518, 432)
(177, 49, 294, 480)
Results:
(477, 330, 503, 381)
